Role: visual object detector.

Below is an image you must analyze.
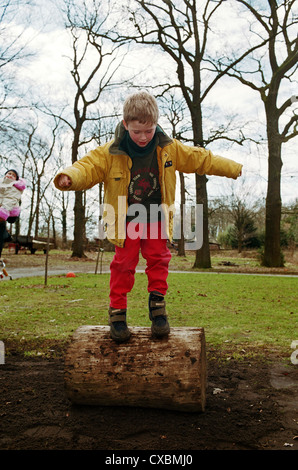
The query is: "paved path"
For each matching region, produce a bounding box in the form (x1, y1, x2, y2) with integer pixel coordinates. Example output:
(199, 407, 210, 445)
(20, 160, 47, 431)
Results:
(2, 266, 297, 279)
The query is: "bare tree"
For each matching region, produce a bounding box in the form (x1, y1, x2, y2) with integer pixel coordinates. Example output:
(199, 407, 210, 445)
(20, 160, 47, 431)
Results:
(51, 141, 71, 248)
(0, 0, 35, 143)
(215, 0, 298, 266)
(50, 0, 129, 257)
(109, 0, 259, 268)
(23, 119, 59, 237)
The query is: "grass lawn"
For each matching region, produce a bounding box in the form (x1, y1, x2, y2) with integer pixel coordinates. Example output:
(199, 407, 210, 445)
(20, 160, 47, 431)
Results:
(0, 270, 297, 359)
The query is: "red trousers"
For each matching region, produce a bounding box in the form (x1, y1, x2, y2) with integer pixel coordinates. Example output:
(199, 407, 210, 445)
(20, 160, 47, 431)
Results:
(109, 221, 171, 309)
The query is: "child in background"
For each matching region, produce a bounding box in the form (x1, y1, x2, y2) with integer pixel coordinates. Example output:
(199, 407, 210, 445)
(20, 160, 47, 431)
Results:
(54, 91, 242, 342)
(0, 169, 26, 258)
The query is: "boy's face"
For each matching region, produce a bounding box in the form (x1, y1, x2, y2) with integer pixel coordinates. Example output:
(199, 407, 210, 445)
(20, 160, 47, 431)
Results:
(5, 171, 17, 181)
(123, 120, 156, 148)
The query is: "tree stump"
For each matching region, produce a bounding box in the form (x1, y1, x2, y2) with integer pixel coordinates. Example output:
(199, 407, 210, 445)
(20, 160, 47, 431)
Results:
(64, 326, 207, 412)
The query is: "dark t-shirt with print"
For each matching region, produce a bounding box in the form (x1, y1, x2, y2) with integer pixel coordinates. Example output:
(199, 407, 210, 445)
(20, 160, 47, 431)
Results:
(120, 130, 163, 223)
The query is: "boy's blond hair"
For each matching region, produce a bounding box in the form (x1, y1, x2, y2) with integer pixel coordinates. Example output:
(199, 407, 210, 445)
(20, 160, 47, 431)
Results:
(123, 91, 159, 124)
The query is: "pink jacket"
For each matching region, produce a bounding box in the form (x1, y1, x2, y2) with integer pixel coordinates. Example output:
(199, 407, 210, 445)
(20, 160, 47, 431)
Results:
(0, 177, 26, 221)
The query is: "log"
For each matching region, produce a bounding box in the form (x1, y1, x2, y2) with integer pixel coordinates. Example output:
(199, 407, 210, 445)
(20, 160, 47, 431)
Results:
(64, 326, 207, 412)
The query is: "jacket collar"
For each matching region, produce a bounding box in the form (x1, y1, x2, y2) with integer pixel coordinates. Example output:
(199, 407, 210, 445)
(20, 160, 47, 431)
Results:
(109, 121, 173, 156)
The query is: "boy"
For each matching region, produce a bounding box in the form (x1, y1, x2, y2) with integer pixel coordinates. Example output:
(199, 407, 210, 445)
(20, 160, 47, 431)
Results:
(54, 91, 242, 342)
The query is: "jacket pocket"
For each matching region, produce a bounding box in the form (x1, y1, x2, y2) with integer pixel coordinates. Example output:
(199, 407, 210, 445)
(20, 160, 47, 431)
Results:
(106, 170, 126, 202)
(109, 170, 124, 181)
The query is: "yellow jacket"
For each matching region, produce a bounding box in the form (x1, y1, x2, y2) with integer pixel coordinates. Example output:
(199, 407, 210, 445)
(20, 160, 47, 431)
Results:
(54, 123, 242, 247)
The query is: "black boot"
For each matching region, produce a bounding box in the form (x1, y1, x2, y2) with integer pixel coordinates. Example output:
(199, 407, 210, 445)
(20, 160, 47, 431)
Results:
(109, 307, 131, 342)
(149, 291, 170, 338)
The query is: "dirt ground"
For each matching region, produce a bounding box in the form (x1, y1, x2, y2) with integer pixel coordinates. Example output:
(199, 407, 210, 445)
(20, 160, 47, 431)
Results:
(0, 250, 297, 454)
(0, 352, 297, 452)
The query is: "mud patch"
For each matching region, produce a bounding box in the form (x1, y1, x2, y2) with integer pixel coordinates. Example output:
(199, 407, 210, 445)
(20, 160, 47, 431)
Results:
(0, 356, 297, 451)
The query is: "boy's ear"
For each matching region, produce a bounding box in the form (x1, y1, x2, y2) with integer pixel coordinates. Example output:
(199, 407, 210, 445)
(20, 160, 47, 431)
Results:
(123, 120, 128, 130)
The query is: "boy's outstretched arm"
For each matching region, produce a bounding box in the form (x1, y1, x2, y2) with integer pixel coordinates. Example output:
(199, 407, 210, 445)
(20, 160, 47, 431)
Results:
(174, 140, 243, 179)
(54, 145, 108, 191)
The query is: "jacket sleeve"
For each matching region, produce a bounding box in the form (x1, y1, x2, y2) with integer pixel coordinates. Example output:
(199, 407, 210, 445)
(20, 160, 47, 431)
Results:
(174, 140, 242, 179)
(53, 144, 109, 191)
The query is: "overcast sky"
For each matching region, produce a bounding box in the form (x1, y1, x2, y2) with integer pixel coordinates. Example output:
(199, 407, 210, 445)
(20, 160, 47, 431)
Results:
(4, 0, 298, 206)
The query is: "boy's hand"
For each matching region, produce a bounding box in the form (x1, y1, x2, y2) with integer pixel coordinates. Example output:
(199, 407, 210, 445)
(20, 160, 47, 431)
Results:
(57, 174, 71, 188)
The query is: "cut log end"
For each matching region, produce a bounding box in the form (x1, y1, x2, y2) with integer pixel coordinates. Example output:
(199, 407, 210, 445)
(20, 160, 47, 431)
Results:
(64, 326, 207, 412)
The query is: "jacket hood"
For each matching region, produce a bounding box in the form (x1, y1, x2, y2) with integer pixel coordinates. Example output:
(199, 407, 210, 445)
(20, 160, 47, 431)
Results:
(108, 122, 127, 156)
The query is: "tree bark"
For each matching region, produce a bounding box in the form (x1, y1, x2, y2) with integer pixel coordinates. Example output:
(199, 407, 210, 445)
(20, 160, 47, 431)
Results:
(72, 191, 86, 258)
(64, 326, 207, 412)
(263, 102, 283, 266)
(178, 172, 186, 256)
(71, 123, 86, 258)
(191, 93, 211, 269)
(193, 174, 211, 268)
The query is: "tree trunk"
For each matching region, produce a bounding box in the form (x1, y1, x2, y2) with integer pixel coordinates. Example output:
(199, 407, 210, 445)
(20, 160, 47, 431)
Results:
(64, 326, 207, 412)
(34, 181, 41, 238)
(193, 174, 211, 268)
(178, 172, 186, 256)
(61, 193, 67, 249)
(191, 99, 211, 269)
(263, 105, 283, 267)
(71, 190, 85, 258)
(71, 126, 86, 258)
